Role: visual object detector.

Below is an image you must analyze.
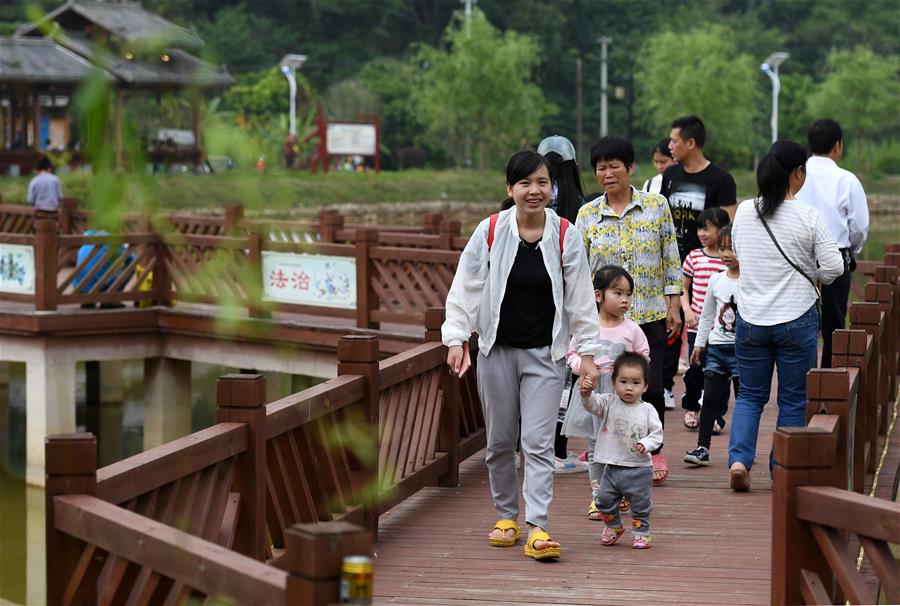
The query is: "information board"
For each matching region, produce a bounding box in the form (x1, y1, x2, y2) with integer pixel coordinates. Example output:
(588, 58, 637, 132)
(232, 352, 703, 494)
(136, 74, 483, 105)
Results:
(326, 123, 377, 156)
(262, 251, 356, 309)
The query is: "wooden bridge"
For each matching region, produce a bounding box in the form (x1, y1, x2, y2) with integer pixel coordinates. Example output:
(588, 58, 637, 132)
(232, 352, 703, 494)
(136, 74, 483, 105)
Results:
(1, 203, 898, 604)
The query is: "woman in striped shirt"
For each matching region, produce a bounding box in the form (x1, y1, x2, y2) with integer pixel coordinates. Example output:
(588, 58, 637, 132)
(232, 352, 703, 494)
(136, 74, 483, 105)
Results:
(727, 140, 843, 491)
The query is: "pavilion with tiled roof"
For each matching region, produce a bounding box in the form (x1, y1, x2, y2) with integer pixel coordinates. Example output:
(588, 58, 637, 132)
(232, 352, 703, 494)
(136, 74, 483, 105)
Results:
(1, 0, 234, 173)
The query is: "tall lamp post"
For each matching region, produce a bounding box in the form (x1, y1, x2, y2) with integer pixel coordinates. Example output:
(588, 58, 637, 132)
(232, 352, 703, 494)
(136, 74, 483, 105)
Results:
(597, 36, 612, 137)
(760, 52, 788, 144)
(279, 54, 308, 136)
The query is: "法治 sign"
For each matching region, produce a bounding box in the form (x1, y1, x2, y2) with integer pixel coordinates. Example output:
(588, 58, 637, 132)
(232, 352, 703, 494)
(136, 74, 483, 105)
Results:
(0, 244, 35, 295)
(262, 251, 356, 309)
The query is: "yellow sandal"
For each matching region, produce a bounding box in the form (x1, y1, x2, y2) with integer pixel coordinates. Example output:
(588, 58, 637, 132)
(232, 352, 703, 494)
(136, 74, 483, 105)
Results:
(488, 519, 520, 547)
(524, 530, 561, 560)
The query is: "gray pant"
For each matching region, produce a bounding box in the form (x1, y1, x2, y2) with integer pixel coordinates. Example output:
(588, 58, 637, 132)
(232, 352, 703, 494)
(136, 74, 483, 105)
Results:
(595, 465, 653, 536)
(587, 437, 605, 498)
(477, 345, 564, 530)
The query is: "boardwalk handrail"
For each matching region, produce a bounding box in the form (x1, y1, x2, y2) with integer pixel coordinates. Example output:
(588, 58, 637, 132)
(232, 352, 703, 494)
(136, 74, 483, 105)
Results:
(772, 243, 900, 605)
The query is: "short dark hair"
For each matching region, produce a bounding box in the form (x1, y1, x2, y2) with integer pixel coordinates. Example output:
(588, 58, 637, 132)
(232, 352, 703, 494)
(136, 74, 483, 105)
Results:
(506, 150, 550, 186)
(696, 207, 730, 230)
(671, 115, 706, 149)
(612, 352, 649, 382)
(807, 119, 843, 155)
(593, 264, 634, 292)
(652, 138, 673, 158)
(36, 156, 54, 171)
(590, 136, 634, 169)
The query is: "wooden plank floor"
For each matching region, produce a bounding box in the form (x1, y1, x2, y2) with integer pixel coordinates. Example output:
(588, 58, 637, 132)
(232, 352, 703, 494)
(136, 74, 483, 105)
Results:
(373, 375, 899, 606)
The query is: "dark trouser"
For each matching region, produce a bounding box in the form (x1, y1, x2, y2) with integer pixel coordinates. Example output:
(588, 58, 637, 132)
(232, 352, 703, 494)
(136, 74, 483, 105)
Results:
(640, 319, 667, 454)
(820, 258, 852, 369)
(682, 331, 704, 411)
(662, 308, 684, 392)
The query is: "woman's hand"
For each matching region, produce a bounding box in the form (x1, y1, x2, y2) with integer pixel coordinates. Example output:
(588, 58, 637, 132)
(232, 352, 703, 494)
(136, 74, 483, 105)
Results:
(666, 295, 683, 339)
(579, 356, 599, 397)
(447, 345, 464, 377)
(690, 346, 704, 366)
(684, 310, 699, 330)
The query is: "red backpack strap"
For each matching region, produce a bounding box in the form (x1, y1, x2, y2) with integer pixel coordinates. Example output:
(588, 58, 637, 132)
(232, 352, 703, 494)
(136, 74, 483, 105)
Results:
(559, 218, 569, 259)
(487, 213, 499, 251)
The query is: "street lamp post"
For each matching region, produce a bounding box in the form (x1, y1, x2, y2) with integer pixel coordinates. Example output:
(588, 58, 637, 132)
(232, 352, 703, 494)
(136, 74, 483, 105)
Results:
(597, 37, 612, 137)
(279, 54, 308, 136)
(760, 51, 788, 144)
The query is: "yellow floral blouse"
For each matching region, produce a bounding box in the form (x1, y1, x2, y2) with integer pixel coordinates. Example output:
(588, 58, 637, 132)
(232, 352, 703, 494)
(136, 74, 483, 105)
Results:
(575, 186, 682, 325)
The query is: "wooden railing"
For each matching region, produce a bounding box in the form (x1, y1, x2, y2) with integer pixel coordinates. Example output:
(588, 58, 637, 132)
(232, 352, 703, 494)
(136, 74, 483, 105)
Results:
(1, 219, 461, 327)
(46, 319, 486, 605)
(773, 245, 900, 605)
(0, 201, 465, 249)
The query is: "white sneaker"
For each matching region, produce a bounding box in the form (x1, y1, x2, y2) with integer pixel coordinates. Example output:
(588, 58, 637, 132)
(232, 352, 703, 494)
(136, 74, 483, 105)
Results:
(664, 389, 675, 410)
(554, 452, 588, 474)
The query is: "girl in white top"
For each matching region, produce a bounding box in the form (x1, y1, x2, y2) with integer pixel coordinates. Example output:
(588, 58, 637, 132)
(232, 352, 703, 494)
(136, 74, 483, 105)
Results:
(726, 140, 843, 492)
(564, 265, 650, 519)
(641, 138, 674, 194)
(443, 151, 601, 560)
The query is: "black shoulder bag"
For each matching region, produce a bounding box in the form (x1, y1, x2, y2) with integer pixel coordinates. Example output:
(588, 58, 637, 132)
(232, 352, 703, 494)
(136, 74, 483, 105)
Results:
(755, 206, 822, 326)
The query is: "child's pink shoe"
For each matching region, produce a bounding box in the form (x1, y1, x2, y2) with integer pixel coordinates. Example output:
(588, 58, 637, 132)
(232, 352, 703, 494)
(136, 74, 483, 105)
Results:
(632, 535, 652, 549)
(599, 526, 625, 546)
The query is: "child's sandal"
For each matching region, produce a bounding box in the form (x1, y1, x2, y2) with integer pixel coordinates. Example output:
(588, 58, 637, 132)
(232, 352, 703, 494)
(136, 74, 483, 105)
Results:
(599, 526, 625, 546)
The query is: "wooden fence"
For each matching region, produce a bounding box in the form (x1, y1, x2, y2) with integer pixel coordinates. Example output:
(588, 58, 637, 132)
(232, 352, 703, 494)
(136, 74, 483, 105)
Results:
(45, 310, 485, 605)
(0, 201, 465, 249)
(772, 244, 900, 605)
(1, 219, 461, 327)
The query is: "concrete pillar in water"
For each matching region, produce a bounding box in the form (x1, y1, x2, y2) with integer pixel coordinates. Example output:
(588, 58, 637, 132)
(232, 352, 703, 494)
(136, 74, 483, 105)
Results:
(26, 349, 76, 486)
(143, 357, 191, 450)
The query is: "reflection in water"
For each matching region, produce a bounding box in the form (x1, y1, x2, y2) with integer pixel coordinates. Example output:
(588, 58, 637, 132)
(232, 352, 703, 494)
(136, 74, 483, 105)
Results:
(0, 359, 273, 604)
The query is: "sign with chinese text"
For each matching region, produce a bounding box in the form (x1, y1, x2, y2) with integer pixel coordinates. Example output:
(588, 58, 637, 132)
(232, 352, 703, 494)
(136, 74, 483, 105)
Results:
(0, 244, 35, 295)
(326, 123, 377, 156)
(262, 251, 356, 309)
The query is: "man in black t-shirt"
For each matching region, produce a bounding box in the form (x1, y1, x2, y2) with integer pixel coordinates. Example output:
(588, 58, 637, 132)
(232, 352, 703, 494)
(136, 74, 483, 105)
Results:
(661, 115, 737, 260)
(659, 115, 736, 412)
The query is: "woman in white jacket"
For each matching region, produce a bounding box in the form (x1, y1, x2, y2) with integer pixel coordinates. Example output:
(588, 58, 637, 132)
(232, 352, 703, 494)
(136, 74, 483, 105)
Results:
(442, 150, 601, 560)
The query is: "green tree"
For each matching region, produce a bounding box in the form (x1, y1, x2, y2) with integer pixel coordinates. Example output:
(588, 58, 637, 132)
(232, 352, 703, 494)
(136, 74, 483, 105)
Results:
(634, 25, 765, 167)
(807, 46, 900, 141)
(199, 4, 294, 73)
(412, 10, 554, 169)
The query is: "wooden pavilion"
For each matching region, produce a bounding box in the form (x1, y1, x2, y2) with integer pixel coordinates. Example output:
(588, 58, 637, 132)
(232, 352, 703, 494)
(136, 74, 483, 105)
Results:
(0, 0, 234, 174)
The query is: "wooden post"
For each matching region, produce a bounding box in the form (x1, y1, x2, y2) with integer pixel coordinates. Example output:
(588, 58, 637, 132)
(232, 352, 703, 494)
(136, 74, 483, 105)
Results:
(427, 308, 460, 487)
(874, 264, 899, 382)
(152, 231, 172, 306)
(831, 329, 875, 482)
(34, 218, 58, 311)
(806, 368, 858, 491)
(282, 521, 373, 606)
(865, 280, 895, 413)
(247, 229, 270, 319)
(337, 336, 380, 536)
(355, 228, 379, 329)
(771, 419, 841, 606)
(318, 210, 342, 243)
(224, 203, 244, 234)
(423, 213, 442, 234)
(216, 373, 268, 561)
(45, 433, 97, 606)
(850, 301, 888, 436)
(438, 220, 461, 250)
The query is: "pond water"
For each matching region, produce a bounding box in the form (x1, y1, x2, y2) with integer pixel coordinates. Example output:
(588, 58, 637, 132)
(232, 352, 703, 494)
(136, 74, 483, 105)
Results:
(0, 206, 895, 604)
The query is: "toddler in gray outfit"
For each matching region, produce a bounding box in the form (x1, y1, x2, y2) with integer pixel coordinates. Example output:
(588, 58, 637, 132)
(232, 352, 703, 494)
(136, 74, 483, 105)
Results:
(582, 352, 663, 549)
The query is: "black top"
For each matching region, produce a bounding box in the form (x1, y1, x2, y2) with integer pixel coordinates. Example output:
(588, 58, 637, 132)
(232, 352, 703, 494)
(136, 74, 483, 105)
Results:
(496, 238, 556, 349)
(660, 163, 736, 260)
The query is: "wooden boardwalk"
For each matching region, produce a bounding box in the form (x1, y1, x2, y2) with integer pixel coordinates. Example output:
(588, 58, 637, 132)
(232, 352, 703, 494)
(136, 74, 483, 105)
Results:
(373, 378, 898, 606)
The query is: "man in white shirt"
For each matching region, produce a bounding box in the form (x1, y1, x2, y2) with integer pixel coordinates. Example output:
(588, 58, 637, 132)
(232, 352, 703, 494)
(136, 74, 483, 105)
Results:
(797, 119, 869, 368)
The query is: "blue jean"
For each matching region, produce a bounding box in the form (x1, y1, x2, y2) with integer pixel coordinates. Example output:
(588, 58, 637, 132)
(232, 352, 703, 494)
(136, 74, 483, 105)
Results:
(727, 305, 818, 470)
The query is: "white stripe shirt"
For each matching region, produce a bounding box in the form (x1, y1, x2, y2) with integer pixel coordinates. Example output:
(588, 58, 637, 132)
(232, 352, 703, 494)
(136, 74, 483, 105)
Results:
(732, 198, 844, 326)
(796, 156, 869, 254)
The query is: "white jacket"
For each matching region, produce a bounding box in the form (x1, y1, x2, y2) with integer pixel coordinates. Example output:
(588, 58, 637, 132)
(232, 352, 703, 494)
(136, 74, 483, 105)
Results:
(442, 208, 602, 361)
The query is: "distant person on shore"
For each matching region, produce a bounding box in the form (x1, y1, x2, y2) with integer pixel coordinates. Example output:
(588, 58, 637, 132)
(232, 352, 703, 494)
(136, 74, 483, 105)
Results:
(641, 138, 674, 195)
(27, 156, 63, 218)
(796, 119, 869, 368)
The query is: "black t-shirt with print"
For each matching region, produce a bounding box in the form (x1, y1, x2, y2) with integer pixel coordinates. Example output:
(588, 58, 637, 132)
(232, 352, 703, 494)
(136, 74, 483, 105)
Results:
(497, 238, 555, 349)
(660, 162, 736, 260)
